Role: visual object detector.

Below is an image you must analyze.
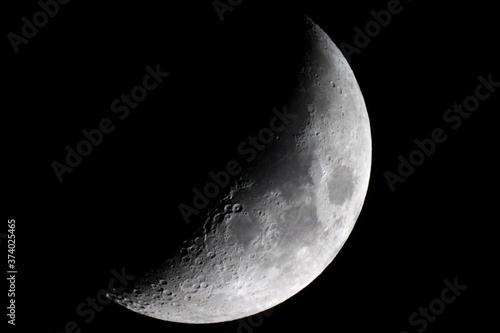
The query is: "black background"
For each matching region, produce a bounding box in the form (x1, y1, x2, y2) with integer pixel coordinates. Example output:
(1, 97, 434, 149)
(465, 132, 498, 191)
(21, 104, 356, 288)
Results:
(3, 0, 498, 332)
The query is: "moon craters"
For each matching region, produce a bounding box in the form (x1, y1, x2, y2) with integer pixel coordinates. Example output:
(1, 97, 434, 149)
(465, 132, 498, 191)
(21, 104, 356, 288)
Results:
(113, 16, 371, 324)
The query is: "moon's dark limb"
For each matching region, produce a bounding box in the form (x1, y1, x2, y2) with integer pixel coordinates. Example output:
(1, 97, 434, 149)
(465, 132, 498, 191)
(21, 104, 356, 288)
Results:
(112, 16, 371, 324)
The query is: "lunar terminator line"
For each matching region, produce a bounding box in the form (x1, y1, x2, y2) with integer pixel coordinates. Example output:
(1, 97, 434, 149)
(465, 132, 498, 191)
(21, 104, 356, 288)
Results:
(112, 16, 372, 323)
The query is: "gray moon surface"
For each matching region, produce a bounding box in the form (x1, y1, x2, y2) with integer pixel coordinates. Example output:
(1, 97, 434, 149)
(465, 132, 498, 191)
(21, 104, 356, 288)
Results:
(112, 16, 371, 323)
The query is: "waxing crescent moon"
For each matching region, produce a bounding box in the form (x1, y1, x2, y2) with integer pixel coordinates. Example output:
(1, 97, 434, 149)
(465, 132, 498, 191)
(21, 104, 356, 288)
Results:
(112, 16, 371, 323)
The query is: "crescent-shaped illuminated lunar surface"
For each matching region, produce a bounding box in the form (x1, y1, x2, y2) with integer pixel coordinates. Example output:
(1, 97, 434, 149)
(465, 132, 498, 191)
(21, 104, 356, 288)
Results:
(112, 16, 371, 323)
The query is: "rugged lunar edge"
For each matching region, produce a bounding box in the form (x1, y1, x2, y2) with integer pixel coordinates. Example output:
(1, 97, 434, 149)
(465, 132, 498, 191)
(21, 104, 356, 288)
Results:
(112, 16, 372, 324)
